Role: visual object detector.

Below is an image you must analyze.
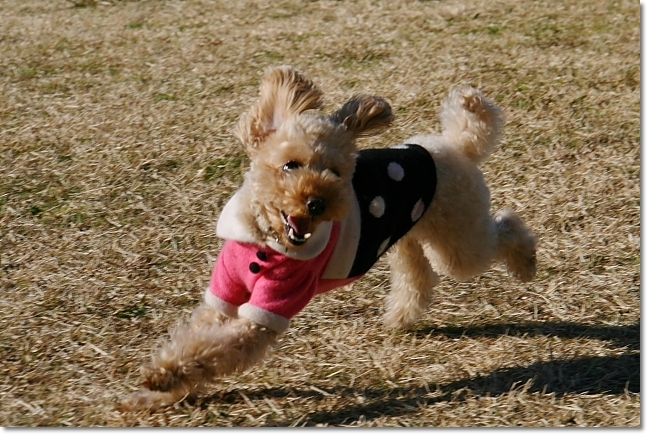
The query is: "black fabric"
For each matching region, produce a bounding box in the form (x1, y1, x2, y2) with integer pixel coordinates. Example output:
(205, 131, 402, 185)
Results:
(348, 144, 436, 278)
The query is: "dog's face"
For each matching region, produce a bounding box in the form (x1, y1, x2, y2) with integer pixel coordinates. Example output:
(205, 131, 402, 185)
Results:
(234, 66, 393, 249)
(245, 116, 356, 247)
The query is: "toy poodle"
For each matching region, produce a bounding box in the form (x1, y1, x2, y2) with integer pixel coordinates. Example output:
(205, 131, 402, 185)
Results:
(120, 65, 537, 411)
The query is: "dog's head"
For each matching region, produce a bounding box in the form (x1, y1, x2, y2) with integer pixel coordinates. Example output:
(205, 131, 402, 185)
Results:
(233, 65, 393, 249)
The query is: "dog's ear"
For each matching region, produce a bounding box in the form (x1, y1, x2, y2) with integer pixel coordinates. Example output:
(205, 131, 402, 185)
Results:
(330, 95, 394, 137)
(234, 65, 323, 153)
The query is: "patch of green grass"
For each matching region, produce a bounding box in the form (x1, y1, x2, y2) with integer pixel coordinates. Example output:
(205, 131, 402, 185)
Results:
(115, 303, 148, 319)
(68, 211, 90, 224)
(17, 67, 38, 80)
(178, 21, 208, 31)
(485, 25, 502, 35)
(337, 48, 389, 69)
(213, 84, 234, 96)
(161, 159, 179, 171)
(524, 17, 592, 49)
(67, 0, 96, 7)
(29, 204, 42, 216)
(203, 155, 245, 182)
(340, 80, 357, 90)
(155, 92, 176, 101)
(288, 32, 318, 43)
(42, 82, 71, 95)
(57, 155, 73, 162)
(54, 37, 73, 52)
(79, 60, 105, 75)
(624, 65, 639, 88)
(254, 50, 285, 61)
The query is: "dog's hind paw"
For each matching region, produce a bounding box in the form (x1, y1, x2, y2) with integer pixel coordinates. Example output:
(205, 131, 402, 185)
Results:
(508, 252, 537, 283)
(140, 363, 177, 391)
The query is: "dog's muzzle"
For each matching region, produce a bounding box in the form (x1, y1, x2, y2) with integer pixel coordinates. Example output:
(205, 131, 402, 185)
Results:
(281, 211, 312, 246)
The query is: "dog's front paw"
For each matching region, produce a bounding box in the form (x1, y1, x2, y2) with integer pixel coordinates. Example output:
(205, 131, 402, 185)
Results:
(120, 389, 158, 411)
(120, 388, 179, 412)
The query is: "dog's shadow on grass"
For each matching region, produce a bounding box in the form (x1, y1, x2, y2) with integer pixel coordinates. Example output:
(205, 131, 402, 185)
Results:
(416, 320, 640, 351)
(206, 321, 639, 426)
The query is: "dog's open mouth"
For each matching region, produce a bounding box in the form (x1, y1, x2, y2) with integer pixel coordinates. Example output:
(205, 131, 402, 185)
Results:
(281, 211, 312, 246)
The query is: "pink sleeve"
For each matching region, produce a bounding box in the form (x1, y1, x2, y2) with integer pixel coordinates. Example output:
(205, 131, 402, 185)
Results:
(209, 225, 340, 334)
(209, 241, 321, 333)
(247, 256, 319, 320)
(209, 240, 251, 307)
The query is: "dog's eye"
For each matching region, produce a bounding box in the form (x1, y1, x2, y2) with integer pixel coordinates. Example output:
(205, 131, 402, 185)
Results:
(331, 169, 341, 177)
(282, 161, 302, 171)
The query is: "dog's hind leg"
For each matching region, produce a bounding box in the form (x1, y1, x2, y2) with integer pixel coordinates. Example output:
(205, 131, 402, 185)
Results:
(384, 235, 439, 329)
(494, 208, 537, 282)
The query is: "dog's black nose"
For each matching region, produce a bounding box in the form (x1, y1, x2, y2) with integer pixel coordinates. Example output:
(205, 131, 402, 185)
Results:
(306, 197, 326, 216)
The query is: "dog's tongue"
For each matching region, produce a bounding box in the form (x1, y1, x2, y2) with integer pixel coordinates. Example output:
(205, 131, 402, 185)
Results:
(287, 215, 311, 236)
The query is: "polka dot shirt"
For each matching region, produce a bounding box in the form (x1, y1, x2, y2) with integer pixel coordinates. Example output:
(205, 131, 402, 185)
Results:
(347, 144, 437, 277)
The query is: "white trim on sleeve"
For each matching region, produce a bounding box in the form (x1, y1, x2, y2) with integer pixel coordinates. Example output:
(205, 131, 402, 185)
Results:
(238, 303, 290, 335)
(203, 288, 239, 319)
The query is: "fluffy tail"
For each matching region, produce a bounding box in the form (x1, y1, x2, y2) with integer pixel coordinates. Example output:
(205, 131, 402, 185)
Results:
(440, 86, 504, 165)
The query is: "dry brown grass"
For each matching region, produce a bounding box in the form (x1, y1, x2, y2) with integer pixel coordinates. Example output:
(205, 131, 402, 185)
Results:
(0, 0, 639, 427)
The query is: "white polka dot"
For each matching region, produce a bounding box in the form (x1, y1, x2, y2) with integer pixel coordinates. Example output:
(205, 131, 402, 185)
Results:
(377, 237, 391, 257)
(387, 162, 405, 181)
(369, 196, 385, 218)
(411, 199, 425, 222)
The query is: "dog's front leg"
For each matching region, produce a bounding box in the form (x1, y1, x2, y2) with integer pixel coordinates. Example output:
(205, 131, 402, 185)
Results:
(121, 304, 277, 411)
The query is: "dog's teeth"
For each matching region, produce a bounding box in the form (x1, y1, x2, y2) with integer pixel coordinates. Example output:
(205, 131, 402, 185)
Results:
(288, 227, 301, 241)
(287, 227, 310, 243)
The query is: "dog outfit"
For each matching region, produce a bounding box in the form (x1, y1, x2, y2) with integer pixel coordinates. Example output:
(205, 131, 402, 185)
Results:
(206, 144, 437, 334)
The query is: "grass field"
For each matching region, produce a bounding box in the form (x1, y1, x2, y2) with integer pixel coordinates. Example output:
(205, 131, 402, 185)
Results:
(0, 0, 640, 427)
